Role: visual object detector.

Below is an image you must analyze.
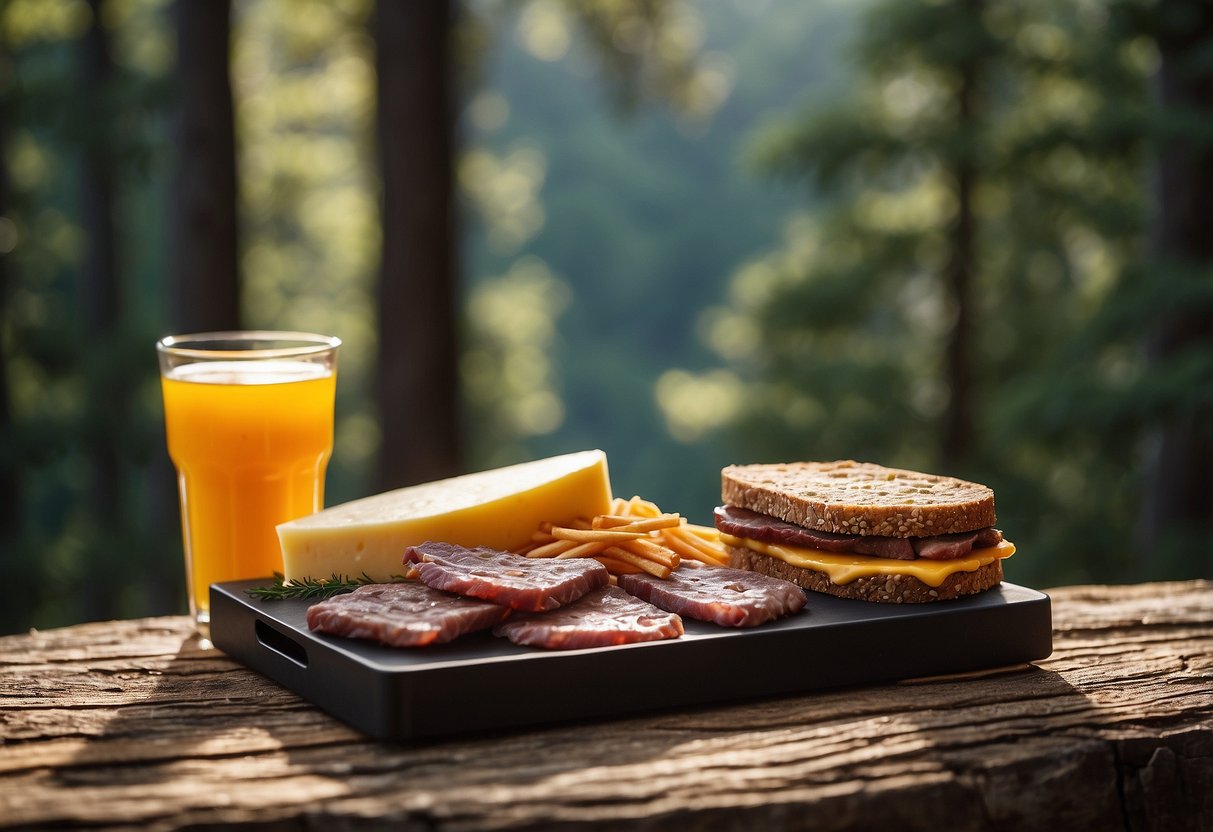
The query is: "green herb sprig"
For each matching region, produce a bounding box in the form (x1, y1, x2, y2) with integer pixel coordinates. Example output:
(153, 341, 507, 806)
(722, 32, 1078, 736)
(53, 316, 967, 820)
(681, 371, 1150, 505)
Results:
(246, 572, 409, 601)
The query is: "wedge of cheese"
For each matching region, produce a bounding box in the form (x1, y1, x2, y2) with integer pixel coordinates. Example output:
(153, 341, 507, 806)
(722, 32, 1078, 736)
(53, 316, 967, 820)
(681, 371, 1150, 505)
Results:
(278, 450, 613, 582)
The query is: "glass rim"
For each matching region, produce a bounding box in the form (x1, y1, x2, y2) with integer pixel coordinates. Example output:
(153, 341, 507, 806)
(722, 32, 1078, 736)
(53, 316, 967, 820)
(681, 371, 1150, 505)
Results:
(156, 330, 341, 361)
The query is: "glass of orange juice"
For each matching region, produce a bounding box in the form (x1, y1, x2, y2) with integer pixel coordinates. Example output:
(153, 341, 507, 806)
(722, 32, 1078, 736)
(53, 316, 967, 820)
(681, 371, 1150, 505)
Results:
(157, 331, 340, 638)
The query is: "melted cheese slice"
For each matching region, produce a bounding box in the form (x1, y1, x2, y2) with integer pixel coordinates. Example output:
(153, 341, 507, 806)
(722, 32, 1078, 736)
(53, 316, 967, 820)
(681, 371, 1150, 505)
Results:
(720, 533, 1015, 588)
(278, 450, 613, 582)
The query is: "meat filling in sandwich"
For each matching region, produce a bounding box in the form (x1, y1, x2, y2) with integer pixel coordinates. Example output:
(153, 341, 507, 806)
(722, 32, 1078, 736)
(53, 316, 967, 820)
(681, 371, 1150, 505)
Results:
(715, 506, 1003, 561)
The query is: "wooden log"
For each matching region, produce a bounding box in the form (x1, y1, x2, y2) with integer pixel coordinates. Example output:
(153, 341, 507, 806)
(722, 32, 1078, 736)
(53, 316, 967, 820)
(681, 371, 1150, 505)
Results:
(0, 581, 1210, 831)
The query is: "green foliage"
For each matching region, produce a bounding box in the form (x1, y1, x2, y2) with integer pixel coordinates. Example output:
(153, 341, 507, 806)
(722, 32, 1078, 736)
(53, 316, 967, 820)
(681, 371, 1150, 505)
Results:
(1, 0, 183, 632)
(5, 0, 1207, 638)
(662, 0, 1212, 586)
(461, 1, 859, 521)
(232, 0, 377, 505)
(0, 0, 381, 634)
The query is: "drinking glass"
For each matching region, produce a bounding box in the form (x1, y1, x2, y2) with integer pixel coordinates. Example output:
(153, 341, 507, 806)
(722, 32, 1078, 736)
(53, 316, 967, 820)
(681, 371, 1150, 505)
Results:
(157, 331, 340, 638)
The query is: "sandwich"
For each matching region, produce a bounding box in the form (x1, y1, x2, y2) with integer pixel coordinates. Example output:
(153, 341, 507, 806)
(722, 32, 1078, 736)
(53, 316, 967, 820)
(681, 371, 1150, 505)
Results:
(715, 460, 1015, 603)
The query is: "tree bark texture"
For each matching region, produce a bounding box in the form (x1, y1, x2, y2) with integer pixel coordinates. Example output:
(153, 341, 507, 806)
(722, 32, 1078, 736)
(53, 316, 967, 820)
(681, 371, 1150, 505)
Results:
(171, 0, 240, 334)
(373, 0, 461, 491)
(1, 581, 1210, 831)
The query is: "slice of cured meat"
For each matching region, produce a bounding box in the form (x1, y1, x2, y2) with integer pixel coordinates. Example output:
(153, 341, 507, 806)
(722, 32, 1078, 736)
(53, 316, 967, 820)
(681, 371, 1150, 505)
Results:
(492, 586, 684, 650)
(715, 505, 916, 559)
(305, 582, 509, 648)
(404, 542, 609, 612)
(619, 562, 806, 627)
(914, 527, 1003, 560)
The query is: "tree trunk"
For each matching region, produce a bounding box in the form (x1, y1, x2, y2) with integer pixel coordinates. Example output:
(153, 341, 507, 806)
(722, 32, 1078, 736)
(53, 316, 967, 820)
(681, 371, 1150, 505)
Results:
(171, 0, 240, 334)
(1138, 0, 1213, 573)
(157, 0, 240, 615)
(0, 34, 18, 548)
(940, 0, 981, 470)
(372, 0, 461, 490)
(78, 0, 123, 622)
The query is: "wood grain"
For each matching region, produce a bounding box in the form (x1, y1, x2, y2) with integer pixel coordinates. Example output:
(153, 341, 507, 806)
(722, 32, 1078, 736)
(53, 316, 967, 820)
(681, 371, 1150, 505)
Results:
(1, 581, 1210, 831)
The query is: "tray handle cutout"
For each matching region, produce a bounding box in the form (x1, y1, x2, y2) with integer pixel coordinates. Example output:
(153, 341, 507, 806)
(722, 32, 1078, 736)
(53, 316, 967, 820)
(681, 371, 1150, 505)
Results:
(255, 619, 309, 668)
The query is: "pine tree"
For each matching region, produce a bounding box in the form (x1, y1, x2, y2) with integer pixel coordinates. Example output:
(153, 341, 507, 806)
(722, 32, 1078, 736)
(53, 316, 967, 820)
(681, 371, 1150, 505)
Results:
(677, 0, 1153, 584)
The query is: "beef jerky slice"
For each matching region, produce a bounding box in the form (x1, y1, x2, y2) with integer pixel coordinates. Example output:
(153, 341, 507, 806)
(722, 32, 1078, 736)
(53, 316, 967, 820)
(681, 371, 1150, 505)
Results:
(493, 585, 684, 650)
(619, 562, 806, 627)
(404, 542, 609, 612)
(306, 582, 509, 648)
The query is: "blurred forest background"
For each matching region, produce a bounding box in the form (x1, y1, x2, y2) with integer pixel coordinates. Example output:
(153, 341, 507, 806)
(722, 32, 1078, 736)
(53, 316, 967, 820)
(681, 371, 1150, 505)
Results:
(1, 0, 1210, 635)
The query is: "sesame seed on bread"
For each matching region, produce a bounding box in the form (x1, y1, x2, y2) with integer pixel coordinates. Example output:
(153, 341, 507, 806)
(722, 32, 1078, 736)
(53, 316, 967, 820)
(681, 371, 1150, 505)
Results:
(721, 460, 996, 538)
(727, 545, 1004, 603)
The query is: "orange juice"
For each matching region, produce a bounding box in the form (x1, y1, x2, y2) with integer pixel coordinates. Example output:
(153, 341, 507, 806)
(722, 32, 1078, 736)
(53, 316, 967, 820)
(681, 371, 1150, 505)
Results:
(161, 360, 335, 628)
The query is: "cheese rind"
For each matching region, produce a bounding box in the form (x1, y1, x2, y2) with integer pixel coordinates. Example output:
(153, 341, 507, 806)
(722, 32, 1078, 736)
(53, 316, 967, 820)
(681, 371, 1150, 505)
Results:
(719, 533, 1015, 588)
(278, 450, 613, 582)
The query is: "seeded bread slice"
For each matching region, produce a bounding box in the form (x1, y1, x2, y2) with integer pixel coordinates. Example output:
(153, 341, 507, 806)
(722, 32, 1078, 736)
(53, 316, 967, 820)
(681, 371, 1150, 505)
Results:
(727, 545, 1003, 604)
(721, 460, 995, 538)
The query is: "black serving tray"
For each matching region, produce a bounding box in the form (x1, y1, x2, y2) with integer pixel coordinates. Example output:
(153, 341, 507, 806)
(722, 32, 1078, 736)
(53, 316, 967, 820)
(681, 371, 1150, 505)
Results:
(210, 579, 1052, 741)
